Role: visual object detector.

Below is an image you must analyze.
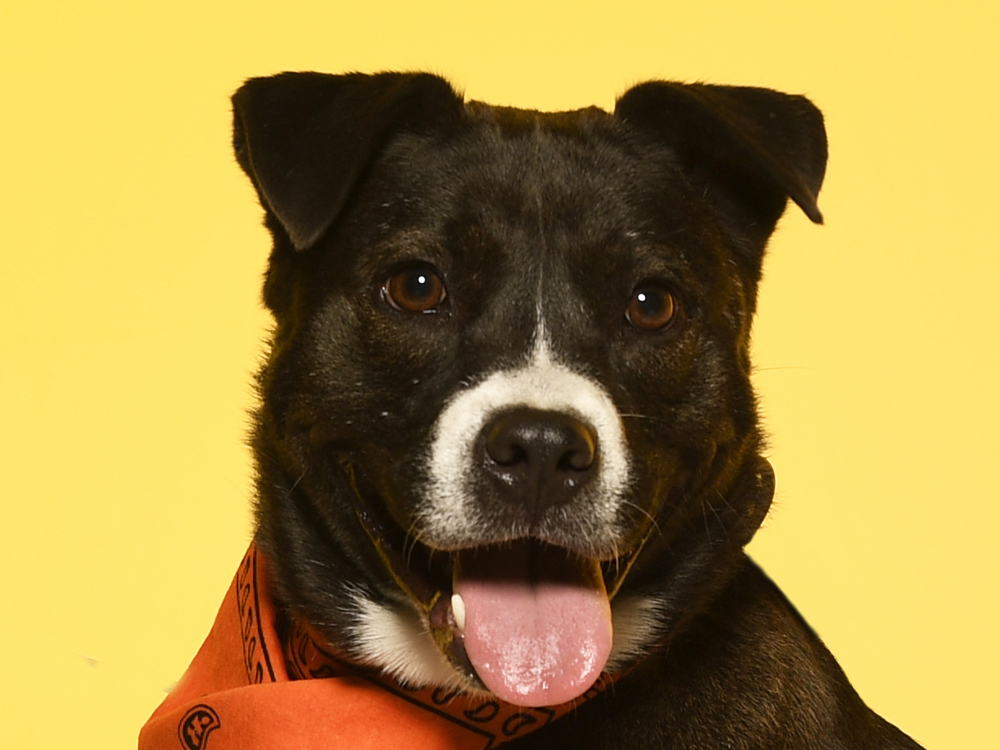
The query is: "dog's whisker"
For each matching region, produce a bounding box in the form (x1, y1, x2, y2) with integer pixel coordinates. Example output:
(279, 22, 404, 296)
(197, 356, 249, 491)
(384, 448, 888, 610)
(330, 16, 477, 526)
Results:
(618, 412, 669, 425)
(752, 365, 818, 373)
(714, 488, 738, 517)
(285, 468, 307, 497)
(620, 499, 662, 537)
(701, 497, 730, 542)
(401, 521, 427, 569)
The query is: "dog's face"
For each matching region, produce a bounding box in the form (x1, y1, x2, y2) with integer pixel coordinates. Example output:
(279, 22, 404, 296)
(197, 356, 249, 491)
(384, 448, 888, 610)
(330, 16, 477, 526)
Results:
(233, 73, 826, 707)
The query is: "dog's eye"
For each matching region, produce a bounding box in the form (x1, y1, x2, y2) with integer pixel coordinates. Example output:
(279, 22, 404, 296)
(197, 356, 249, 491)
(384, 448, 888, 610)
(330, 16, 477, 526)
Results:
(384, 265, 447, 313)
(626, 283, 677, 331)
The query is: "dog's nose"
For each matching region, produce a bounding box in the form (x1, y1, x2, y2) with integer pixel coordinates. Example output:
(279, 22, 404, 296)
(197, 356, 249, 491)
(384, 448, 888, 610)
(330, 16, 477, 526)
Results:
(480, 408, 598, 516)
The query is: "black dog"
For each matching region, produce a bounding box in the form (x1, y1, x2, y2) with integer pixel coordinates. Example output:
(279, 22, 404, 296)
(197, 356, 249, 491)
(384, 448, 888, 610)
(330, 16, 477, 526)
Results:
(231, 71, 924, 748)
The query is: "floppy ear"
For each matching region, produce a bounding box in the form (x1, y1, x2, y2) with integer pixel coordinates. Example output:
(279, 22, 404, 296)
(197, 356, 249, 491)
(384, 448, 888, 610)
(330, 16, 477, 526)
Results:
(232, 72, 464, 250)
(614, 82, 827, 244)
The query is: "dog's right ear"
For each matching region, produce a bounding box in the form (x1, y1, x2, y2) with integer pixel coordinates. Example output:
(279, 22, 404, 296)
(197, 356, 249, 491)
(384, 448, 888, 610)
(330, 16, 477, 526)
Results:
(615, 81, 827, 252)
(232, 72, 464, 251)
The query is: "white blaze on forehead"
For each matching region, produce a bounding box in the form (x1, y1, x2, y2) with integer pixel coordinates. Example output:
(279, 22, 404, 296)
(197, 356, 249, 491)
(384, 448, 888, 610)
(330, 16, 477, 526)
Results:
(421, 324, 631, 542)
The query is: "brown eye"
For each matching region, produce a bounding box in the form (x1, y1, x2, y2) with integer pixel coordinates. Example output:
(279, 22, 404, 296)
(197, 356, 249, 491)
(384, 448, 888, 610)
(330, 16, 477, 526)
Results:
(384, 265, 447, 313)
(626, 283, 677, 330)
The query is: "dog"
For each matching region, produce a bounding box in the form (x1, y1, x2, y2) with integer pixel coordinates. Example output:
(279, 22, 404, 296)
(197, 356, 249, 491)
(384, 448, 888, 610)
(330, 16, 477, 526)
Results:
(225, 71, 924, 748)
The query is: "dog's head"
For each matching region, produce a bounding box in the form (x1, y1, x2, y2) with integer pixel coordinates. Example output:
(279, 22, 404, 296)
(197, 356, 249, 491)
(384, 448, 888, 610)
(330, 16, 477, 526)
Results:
(233, 72, 826, 706)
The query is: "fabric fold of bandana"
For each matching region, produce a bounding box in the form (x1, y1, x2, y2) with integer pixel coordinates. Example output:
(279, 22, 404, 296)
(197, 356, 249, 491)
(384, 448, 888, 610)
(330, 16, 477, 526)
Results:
(139, 545, 614, 750)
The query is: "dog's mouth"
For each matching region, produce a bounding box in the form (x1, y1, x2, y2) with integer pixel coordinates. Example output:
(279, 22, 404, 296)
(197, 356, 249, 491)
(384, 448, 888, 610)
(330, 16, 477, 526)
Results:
(450, 539, 612, 705)
(346, 463, 645, 707)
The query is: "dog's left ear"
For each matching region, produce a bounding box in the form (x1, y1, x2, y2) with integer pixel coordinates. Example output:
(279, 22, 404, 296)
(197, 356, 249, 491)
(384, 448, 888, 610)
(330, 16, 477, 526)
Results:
(233, 72, 464, 251)
(615, 82, 827, 248)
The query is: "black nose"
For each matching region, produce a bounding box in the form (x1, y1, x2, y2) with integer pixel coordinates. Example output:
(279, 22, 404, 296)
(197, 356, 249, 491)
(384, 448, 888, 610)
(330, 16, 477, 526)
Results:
(480, 407, 598, 517)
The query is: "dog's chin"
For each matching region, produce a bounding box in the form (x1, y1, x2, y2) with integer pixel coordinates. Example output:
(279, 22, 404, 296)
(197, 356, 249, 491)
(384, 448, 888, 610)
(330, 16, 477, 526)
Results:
(344, 467, 655, 707)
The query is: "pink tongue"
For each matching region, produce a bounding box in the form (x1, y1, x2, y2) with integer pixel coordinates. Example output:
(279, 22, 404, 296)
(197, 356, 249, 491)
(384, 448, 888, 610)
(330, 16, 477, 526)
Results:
(454, 541, 612, 707)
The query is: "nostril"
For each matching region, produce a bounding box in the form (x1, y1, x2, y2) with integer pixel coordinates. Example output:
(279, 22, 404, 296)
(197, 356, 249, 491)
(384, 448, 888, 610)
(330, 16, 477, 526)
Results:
(559, 428, 595, 472)
(488, 440, 529, 467)
(558, 444, 594, 473)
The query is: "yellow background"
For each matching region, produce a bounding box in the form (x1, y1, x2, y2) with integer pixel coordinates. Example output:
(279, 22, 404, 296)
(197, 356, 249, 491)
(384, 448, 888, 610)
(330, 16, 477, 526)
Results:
(1, 2, 996, 747)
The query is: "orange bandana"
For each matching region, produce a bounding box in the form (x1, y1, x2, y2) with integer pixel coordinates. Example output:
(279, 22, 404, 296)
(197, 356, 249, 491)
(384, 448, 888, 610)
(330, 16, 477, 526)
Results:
(139, 545, 617, 749)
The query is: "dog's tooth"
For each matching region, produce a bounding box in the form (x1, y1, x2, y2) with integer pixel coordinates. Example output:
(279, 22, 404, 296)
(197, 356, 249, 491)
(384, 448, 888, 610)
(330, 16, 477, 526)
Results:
(451, 593, 466, 632)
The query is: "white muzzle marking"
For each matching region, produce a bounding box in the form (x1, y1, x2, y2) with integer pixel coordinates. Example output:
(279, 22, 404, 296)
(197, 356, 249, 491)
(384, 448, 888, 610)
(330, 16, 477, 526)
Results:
(419, 334, 632, 548)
